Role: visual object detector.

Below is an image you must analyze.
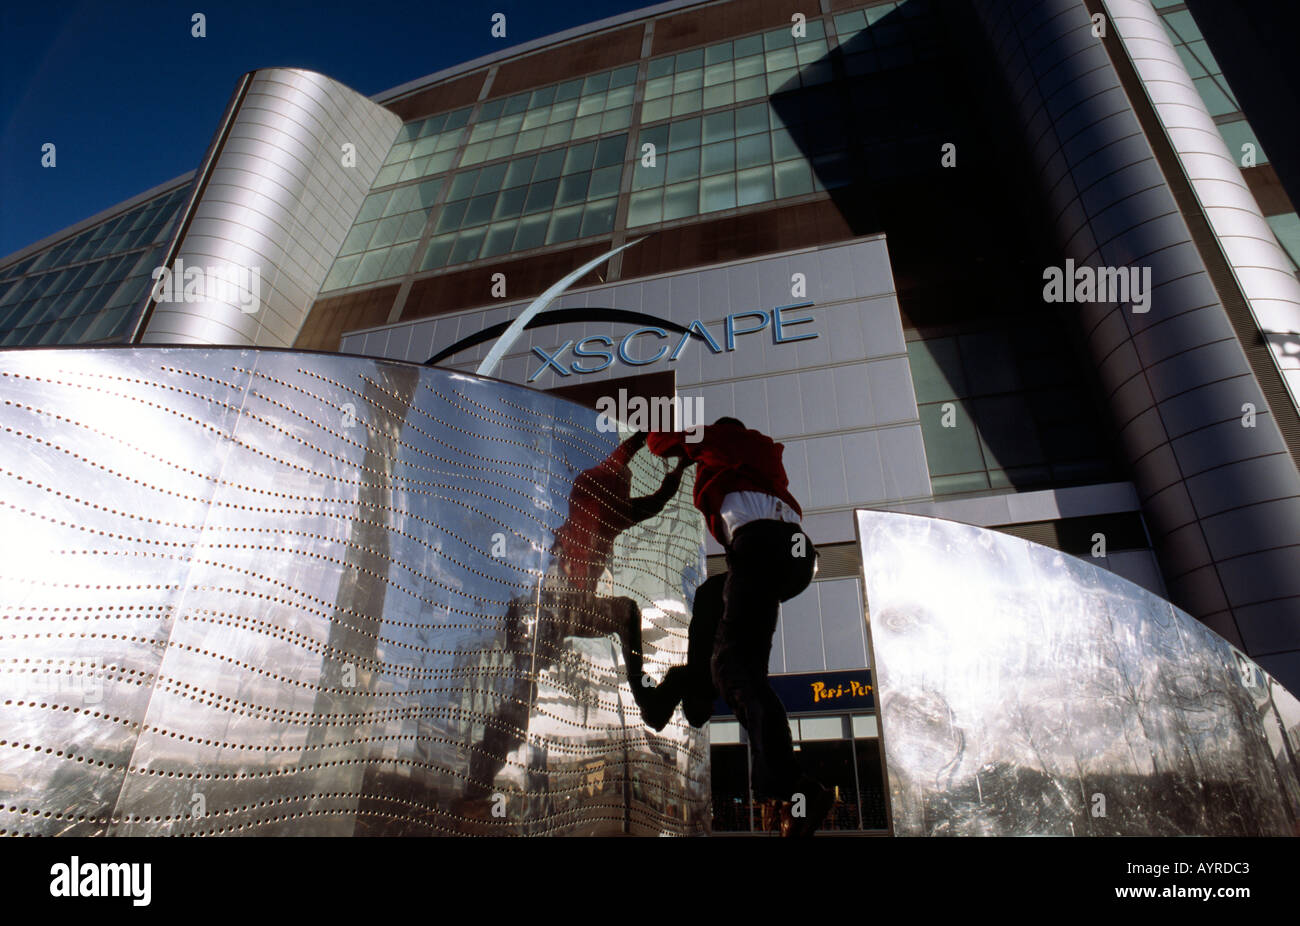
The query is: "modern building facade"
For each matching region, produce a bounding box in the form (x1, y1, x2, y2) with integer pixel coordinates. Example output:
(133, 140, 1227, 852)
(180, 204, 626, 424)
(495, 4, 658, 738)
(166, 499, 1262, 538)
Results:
(3, 0, 1300, 833)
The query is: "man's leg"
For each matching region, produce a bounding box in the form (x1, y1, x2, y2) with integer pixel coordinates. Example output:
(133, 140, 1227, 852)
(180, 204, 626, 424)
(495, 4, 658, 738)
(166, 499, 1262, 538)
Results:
(711, 523, 799, 802)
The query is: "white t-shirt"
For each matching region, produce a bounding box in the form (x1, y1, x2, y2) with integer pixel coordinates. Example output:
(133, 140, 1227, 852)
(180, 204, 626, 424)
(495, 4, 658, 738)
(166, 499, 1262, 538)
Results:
(718, 490, 801, 544)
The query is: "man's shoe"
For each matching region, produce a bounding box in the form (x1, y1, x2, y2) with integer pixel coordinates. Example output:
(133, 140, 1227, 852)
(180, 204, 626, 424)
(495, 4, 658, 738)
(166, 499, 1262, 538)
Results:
(779, 782, 834, 837)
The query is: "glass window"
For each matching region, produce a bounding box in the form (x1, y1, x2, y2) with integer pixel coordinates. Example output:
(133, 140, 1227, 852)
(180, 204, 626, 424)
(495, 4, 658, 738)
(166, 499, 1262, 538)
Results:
(703, 84, 736, 110)
(420, 234, 455, 270)
(705, 41, 732, 65)
(435, 199, 468, 233)
(474, 162, 509, 195)
(701, 141, 735, 176)
(662, 181, 698, 221)
(563, 141, 596, 175)
(493, 187, 528, 220)
(669, 118, 701, 152)
(546, 204, 584, 243)
(450, 227, 486, 264)
(481, 221, 519, 259)
(737, 166, 774, 206)
(700, 173, 736, 212)
(588, 164, 622, 199)
(676, 48, 704, 71)
(504, 156, 536, 188)
(524, 179, 559, 214)
(627, 190, 662, 227)
(647, 57, 674, 79)
(556, 171, 590, 206)
(673, 69, 703, 93)
(580, 198, 617, 237)
(641, 98, 671, 123)
(671, 91, 703, 116)
(513, 213, 549, 251)
(533, 149, 566, 183)
(703, 110, 734, 143)
(447, 171, 479, 202)
(666, 147, 700, 184)
(381, 242, 417, 278)
(774, 159, 813, 197)
(736, 133, 772, 168)
(463, 193, 497, 227)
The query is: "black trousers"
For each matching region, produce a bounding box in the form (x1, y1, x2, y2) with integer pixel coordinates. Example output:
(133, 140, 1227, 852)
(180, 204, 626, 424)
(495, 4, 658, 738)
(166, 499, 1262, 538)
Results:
(714, 520, 817, 799)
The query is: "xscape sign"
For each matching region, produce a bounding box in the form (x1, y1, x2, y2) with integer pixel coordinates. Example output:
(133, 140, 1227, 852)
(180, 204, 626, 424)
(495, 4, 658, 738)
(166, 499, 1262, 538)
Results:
(527, 301, 819, 382)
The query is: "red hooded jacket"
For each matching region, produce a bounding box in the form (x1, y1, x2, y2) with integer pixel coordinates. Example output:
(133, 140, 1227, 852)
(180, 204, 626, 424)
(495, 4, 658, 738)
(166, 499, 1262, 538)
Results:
(647, 421, 802, 543)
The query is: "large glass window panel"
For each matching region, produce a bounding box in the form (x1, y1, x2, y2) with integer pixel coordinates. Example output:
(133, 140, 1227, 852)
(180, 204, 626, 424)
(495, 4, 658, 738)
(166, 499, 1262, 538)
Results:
(512, 212, 549, 251)
(771, 129, 802, 161)
(700, 173, 736, 212)
(645, 76, 673, 101)
(396, 211, 427, 244)
(796, 38, 829, 65)
(420, 234, 455, 270)
(705, 40, 732, 65)
(449, 227, 486, 264)
(493, 186, 527, 220)
(546, 204, 584, 243)
(671, 91, 702, 116)
(975, 395, 1046, 468)
(705, 61, 734, 86)
(668, 118, 701, 152)
(641, 98, 671, 123)
(580, 198, 617, 237)
(588, 164, 622, 199)
(774, 159, 813, 197)
(357, 191, 392, 223)
(542, 123, 572, 148)
(919, 399, 985, 476)
(662, 180, 699, 221)
(468, 123, 494, 144)
(503, 93, 530, 115)
(458, 142, 490, 166)
(385, 141, 414, 165)
(515, 128, 546, 152)
(424, 151, 455, 177)
(631, 155, 665, 191)
(577, 94, 605, 118)
(769, 67, 800, 91)
(524, 179, 559, 214)
(906, 337, 967, 403)
(582, 72, 611, 95)
(666, 146, 700, 184)
(463, 193, 497, 227)
(504, 156, 536, 188)
(551, 98, 579, 123)
(480, 220, 519, 259)
(474, 162, 509, 195)
(434, 131, 462, 152)
(734, 54, 765, 80)
(734, 75, 767, 102)
(676, 48, 704, 71)
(703, 84, 736, 109)
(647, 57, 674, 79)
(1193, 76, 1235, 116)
(606, 85, 634, 109)
(594, 135, 626, 169)
(701, 141, 735, 176)
(736, 165, 775, 206)
(495, 113, 524, 137)
(610, 65, 637, 88)
(766, 46, 798, 71)
(736, 133, 772, 169)
(447, 171, 479, 201)
(572, 113, 603, 139)
(555, 78, 583, 102)
(380, 241, 417, 278)
(339, 224, 374, 257)
(627, 190, 662, 227)
(702, 110, 735, 144)
(533, 149, 565, 182)
(351, 250, 390, 287)
(521, 108, 550, 131)
(556, 171, 590, 207)
(397, 159, 426, 183)
(478, 99, 505, 122)
(435, 199, 468, 233)
(368, 216, 403, 250)
(530, 85, 556, 108)
(673, 69, 703, 93)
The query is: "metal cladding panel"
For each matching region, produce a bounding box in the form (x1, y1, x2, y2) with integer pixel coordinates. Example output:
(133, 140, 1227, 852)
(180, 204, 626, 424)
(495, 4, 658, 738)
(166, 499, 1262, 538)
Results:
(857, 510, 1300, 836)
(970, 0, 1300, 694)
(0, 347, 708, 835)
(143, 69, 401, 349)
(1104, 0, 1300, 406)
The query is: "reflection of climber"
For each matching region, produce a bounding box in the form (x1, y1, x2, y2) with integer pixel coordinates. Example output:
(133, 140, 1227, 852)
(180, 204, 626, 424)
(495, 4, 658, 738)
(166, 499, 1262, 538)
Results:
(550, 430, 690, 697)
(641, 417, 831, 837)
(466, 431, 687, 799)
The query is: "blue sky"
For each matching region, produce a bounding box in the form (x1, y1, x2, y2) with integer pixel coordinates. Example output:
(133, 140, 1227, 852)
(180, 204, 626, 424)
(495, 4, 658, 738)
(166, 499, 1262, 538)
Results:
(0, 0, 653, 258)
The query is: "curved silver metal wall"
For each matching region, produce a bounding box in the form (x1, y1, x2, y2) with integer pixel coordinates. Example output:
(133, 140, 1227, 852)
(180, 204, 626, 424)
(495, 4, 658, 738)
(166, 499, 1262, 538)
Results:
(970, 0, 1300, 694)
(141, 69, 401, 348)
(858, 509, 1300, 836)
(0, 346, 709, 835)
(1104, 0, 1300, 407)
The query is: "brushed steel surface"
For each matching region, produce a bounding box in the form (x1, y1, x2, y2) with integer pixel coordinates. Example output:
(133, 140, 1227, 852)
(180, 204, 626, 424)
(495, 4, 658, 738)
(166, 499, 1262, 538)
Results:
(858, 509, 1300, 836)
(0, 346, 708, 835)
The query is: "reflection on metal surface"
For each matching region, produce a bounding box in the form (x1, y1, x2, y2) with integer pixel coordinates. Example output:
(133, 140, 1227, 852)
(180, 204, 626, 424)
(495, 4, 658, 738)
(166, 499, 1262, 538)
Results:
(0, 346, 708, 835)
(857, 510, 1300, 836)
